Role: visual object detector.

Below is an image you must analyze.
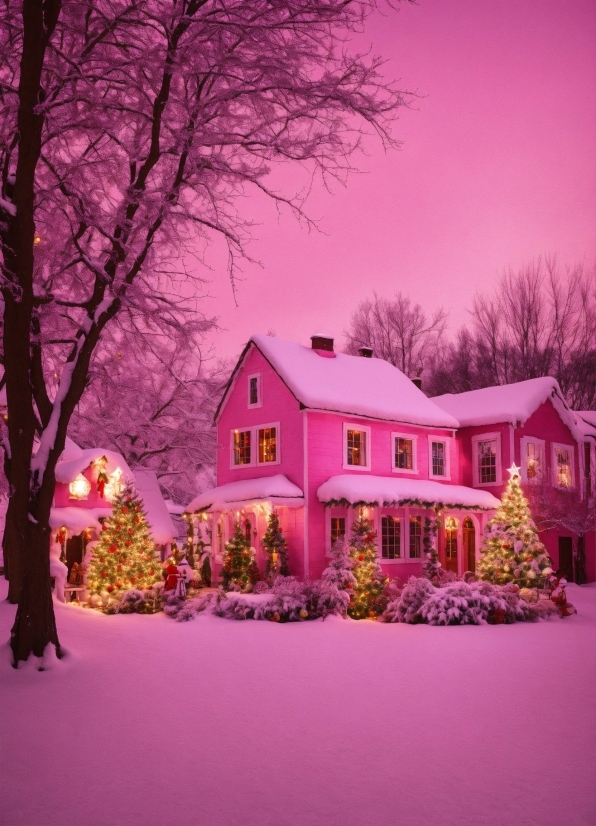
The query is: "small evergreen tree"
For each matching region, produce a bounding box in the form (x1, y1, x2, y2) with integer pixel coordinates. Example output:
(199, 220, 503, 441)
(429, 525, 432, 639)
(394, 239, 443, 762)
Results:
(477, 465, 553, 588)
(87, 484, 162, 596)
(221, 522, 254, 591)
(347, 515, 388, 619)
(262, 509, 290, 581)
(313, 538, 356, 617)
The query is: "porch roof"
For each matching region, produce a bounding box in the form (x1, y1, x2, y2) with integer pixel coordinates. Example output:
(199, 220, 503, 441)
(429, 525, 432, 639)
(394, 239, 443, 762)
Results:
(185, 474, 304, 513)
(317, 475, 500, 511)
(50, 506, 111, 535)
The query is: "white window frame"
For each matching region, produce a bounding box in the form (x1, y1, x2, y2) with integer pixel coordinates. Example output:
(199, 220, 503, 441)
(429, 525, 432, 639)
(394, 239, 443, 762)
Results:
(471, 432, 502, 487)
(230, 422, 281, 469)
(520, 436, 546, 483)
(247, 373, 262, 409)
(379, 512, 402, 562)
(406, 510, 424, 561)
(428, 436, 451, 481)
(552, 442, 575, 488)
(343, 422, 372, 471)
(326, 509, 348, 554)
(391, 432, 418, 475)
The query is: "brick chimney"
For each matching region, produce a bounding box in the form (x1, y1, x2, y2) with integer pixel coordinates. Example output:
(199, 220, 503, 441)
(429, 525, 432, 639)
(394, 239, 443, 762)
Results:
(311, 334, 335, 357)
(359, 347, 373, 358)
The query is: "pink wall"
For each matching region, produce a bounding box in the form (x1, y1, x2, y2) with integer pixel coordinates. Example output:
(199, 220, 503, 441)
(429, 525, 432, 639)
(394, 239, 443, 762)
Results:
(53, 466, 112, 510)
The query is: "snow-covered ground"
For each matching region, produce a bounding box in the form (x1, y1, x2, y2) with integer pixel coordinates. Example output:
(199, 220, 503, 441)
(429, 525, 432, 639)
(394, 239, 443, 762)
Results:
(1, 581, 595, 826)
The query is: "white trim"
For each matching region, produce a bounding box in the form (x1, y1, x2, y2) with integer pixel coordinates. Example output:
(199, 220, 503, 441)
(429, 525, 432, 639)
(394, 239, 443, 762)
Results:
(391, 432, 419, 475)
(406, 507, 424, 561)
(302, 410, 309, 579)
(427, 436, 451, 480)
(551, 442, 575, 488)
(230, 422, 281, 469)
(379, 511, 403, 562)
(471, 432, 502, 487)
(520, 436, 546, 483)
(247, 373, 262, 409)
(343, 422, 372, 471)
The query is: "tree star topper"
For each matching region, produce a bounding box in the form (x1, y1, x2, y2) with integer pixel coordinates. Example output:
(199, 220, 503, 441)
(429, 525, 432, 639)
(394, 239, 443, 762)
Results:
(508, 463, 521, 479)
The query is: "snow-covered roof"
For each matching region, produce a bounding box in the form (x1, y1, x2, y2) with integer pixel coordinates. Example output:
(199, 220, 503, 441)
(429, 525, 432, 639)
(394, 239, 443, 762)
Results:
(59, 436, 84, 462)
(55, 448, 133, 484)
(186, 474, 304, 513)
(317, 475, 500, 511)
(132, 469, 177, 545)
(218, 335, 459, 429)
(50, 506, 111, 534)
(433, 377, 587, 442)
(576, 411, 596, 438)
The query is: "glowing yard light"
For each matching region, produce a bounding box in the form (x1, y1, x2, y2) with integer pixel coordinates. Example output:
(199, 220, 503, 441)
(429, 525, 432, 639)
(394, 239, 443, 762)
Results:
(69, 474, 91, 500)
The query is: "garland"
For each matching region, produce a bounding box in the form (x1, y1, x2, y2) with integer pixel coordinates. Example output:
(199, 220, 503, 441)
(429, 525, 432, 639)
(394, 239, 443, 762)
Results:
(322, 498, 493, 512)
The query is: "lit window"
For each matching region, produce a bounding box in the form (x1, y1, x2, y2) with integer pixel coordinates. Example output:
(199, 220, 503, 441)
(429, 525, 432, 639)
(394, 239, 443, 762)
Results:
(526, 442, 543, 480)
(409, 516, 422, 558)
(69, 474, 91, 500)
(381, 516, 400, 559)
(248, 374, 261, 407)
(395, 438, 413, 470)
(233, 430, 251, 465)
(431, 441, 446, 477)
(331, 517, 346, 545)
(258, 427, 277, 463)
(478, 439, 497, 484)
(347, 429, 367, 467)
(445, 516, 458, 564)
(555, 447, 572, 487)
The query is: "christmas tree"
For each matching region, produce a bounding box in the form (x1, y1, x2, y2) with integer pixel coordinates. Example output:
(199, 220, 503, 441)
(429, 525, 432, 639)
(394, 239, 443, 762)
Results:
(87, 484, 162, 596)
(221, 521, 256, 591)
(477, 464, 553, 588)
(262, 509, 290, 581)
(347, 515, 388, 619)
(313, 537, 356, 617)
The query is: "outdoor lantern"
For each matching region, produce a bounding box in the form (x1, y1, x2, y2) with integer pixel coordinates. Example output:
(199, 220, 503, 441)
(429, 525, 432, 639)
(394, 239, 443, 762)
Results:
(69, 474, 91, 500)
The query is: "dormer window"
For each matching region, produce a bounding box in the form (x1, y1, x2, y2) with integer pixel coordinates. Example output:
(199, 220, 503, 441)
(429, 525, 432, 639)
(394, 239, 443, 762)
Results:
(248, 373, 262, 408)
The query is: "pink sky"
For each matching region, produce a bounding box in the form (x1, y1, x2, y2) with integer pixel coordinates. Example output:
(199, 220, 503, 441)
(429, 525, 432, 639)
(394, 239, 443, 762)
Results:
(198, 0, 596, 362)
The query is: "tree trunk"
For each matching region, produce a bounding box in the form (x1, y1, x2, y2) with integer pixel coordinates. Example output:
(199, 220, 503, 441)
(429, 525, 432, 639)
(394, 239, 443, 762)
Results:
(2, 495, 23, 603)
(575, 533, 587, 586)
(10, 519, 62, 666)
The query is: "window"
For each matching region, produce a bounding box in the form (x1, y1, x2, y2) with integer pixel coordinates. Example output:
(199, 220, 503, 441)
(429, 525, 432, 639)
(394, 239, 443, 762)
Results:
(392, 433, 417, 473)
(444, 516, 458, 573)
(247, 374, 262, 408)
(343, 423, 371, 470)
(478, 439, 497, 483)
(471, 433, 502, 486)
(233, 429, 252, 465)
(553, 444, 574, 488)
(331, 517, 346, 545)
(258, 426, 277, 463)
(381, 516, 401, 559)
(521, 437, 545, 482)
(428, 437, 450, 479)
(231, 422, 280, 468)
(409, 516, 422, 558)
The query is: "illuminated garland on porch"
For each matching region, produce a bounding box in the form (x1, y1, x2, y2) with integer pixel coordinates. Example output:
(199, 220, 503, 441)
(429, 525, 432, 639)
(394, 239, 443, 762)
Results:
(321, 498, 494, 512)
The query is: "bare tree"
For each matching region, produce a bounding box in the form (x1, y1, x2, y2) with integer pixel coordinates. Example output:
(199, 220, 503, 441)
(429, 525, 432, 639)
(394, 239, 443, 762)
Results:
(0, 0, 412, 662)
(68, 331, 229, 506)
(427, 258, 596, 406)
(345, 292, 448, 378)
(526, 480, 596, 585)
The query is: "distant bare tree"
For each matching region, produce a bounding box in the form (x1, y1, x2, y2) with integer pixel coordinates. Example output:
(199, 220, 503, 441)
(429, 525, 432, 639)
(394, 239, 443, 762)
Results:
(345, 292, 448, 378)
(427, 258, 596, 407)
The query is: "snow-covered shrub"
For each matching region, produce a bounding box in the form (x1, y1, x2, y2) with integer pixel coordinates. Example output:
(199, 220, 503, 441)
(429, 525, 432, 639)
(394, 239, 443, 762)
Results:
(253, 576, 312, 622)
(165, 591, 217, 622)
(253, 580, 271, 595)
(104, 588, 161, 615)
(310, 539, 356, 618)
(382, 576, 435, 623)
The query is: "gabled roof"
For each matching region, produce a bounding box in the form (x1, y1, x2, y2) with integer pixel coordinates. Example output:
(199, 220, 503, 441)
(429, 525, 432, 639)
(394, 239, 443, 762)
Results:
(576, 411, 596, 438)
(216, 335, 459, 429)
(433, 377, 587, 442)
(54, 448, 133, 484)
(132, 469, 177, 544)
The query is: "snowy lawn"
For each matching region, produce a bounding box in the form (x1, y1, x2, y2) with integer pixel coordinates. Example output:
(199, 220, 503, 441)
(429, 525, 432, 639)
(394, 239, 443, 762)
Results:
(1, 581, 595, 826)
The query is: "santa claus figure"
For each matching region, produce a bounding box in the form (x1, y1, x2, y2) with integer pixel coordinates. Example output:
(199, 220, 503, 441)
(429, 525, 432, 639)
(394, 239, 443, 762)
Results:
(163, 562, 179, 592)
(550, 569, 577, 617)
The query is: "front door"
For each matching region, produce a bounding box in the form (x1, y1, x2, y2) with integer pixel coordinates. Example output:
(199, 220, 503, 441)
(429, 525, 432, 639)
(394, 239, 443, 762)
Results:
(558, 537, 574, 582)
(463, 518, 475, 573)
(65, 534, 84, 578)
(445, 517, 458, 574)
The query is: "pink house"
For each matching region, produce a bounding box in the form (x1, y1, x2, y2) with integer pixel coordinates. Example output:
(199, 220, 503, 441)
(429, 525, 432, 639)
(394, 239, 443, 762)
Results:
(433, 379, 596, 582)
(185, 335, 506, 582)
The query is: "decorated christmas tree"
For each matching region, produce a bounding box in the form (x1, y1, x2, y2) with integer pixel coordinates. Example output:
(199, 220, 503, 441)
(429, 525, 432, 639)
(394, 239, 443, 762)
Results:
(477, 464, 553, 588)
(347, 515, 388, 619)
(221, 521, 256, 591)
(313, 537, 356, 617)
(87, 484, 162, 596)
(262, 509, 290, 581)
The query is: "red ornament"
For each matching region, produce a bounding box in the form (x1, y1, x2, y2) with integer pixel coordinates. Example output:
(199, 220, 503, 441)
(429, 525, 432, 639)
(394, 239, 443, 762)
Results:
(149, 569, 154, 576)
(130, 576, 136, 584)
(109, 544, 116, 553)
(122, 506, 129, 514)
(117, 565, 122, 572)
(358, 554, 365, 561)
(128, 529, 133, 535)
(134, 517, 140, 524)
(125, 540, 132, 547)
(107, 585, 114, 592)
(116, 581, 122, 588)
(101, 570, 107, 577)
